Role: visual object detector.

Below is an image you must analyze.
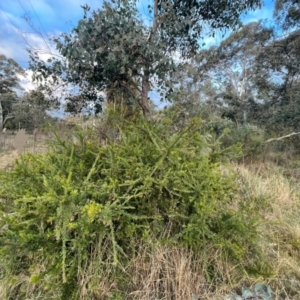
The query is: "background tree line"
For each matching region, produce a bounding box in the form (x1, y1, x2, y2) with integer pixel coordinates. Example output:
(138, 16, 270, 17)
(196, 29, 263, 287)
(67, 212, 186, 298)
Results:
(1, 0, 300, 151)
(0, 54, 59, 133)
(171, 0, 300, 139)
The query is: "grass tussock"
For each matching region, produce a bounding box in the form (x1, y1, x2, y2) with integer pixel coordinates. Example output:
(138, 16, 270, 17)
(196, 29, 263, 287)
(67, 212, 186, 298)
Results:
(236, 162, 300, 299)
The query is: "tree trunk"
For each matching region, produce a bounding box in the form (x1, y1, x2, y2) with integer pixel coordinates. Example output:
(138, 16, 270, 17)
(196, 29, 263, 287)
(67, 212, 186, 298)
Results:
(243, 110, 247, 124)
(138, 0, 164, 121)
(141, 74, 151, 120)
(0, 100, 3, 132)
(2, 115, 14, 130)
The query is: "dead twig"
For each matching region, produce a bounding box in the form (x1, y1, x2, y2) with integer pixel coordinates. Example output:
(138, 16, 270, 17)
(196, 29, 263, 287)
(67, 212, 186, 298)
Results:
(265, 132, 300, 143)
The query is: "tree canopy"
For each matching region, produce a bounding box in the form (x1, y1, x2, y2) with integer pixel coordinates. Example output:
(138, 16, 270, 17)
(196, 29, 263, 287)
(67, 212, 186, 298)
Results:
(274, 0, 300, 30)
(29, 0, 262, 119)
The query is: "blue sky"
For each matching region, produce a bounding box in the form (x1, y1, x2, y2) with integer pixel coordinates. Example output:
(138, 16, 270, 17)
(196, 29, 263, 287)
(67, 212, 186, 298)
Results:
(0, 0, 275, 115)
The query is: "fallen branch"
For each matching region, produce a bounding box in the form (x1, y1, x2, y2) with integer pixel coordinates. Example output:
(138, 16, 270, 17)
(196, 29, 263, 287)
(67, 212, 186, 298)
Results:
(265, 132, 300, 143)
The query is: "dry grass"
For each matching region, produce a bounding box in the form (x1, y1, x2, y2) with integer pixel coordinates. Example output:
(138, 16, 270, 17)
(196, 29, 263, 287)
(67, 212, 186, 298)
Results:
(0, 150, 20, 170)
(235, 162, 300, 299)
(129, 245, 208, 299)
(75, 240, 249, 300)
(0, 132, 50, 170)
(127, 244, 241, 300)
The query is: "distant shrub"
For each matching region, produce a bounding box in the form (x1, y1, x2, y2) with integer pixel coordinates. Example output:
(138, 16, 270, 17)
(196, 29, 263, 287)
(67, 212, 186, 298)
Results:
(0, 115, 267, 299)
(226, 124, 265, 159)
(204, 114, 236, 137)
(204, 115, 265, 160)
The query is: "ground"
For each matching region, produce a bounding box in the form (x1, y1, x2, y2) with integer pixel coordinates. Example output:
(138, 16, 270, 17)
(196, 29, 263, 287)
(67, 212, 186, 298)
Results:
(0, 132, 49, 170)
(0, 150, 20, 170)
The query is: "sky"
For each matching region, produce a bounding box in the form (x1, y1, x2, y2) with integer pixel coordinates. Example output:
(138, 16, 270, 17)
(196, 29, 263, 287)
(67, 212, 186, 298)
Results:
(0, 0, 275, 116)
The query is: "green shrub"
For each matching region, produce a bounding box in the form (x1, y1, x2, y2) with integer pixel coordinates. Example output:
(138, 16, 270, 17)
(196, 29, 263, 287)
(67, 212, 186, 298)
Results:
(0, 115, 266, 299)
(227, 124, 265, 159)
(204, 115, 265, 160)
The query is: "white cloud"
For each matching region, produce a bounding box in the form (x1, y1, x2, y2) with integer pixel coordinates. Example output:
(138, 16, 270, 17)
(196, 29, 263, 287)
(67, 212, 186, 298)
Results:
(17, 70, 37, 92)
(0, 17, 58, 67)
(0, 11, 50, 66)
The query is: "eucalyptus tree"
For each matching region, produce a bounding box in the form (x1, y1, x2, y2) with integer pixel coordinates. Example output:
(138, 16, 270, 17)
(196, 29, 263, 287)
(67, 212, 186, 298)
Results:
(192, 21, 274, 126)
(253, 27, 300, 133)
(29, 0, 262, 120)
(195, 15, 300, 134)
(0, 54, 24, 131)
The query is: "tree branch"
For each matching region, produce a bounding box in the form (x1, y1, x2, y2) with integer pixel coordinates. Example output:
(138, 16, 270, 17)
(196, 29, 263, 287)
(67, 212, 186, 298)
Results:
(147, 0, 167, 44)
(3, 114, 14, 125)
(265, 132, 300, 143)
(117, 80, 139, 100)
